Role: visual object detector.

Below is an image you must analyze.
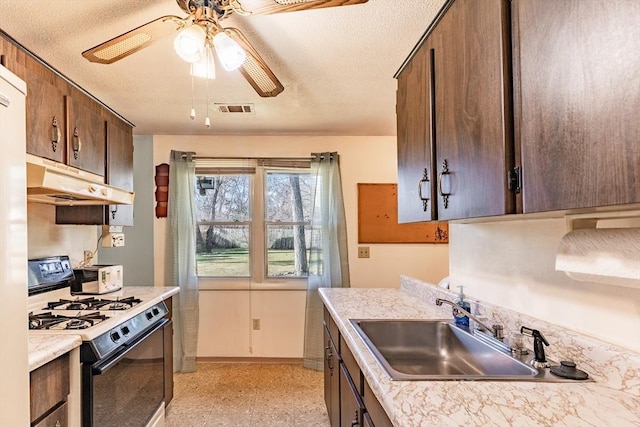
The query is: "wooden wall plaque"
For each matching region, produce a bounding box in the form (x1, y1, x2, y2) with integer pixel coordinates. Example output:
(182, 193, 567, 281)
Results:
(357, 183, 448, 244)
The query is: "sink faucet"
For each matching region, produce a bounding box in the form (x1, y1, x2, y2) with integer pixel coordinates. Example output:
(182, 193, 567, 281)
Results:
(520, 326, 550, 368)
(435, 298, 502, 339)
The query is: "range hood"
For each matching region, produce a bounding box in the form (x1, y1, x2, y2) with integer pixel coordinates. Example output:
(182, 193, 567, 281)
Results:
(26, 154, 135, 206)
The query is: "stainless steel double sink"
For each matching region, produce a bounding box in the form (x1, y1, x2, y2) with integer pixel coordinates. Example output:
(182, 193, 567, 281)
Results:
(350, 319, 584, 382)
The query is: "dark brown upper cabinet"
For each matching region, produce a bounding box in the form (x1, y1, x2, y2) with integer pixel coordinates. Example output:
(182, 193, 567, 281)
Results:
(104, 118, 134, 226)
(56, 116, 134, 226)
(512, 0, 640, 213)
(396, 0, 514, 222)
(396, 41, 434, 222)
(24, 72, 67, 163)
(66, 92, 106, 177)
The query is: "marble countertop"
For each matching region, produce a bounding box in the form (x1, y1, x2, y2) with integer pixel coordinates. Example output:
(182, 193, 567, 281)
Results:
(320, 287, 640, 427)
(28, 286, 179, 371)
(29, 335, 81, 371)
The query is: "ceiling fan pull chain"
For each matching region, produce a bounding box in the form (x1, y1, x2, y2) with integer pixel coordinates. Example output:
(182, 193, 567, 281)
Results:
(205, 56, 211, 129)
(190, 72, 196, 120)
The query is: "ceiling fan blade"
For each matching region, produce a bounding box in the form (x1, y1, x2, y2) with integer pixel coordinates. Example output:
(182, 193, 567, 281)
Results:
(82, 16, 183, 64)
(225, 28, 284, 98)
(232, 0, 368, 16)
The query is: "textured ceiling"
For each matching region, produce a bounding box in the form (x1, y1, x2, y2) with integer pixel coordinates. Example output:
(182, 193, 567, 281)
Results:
(0, 0, 445, 136)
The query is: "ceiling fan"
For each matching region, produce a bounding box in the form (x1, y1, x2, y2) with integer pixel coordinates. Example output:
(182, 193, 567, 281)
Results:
(82, 0, 369, 98)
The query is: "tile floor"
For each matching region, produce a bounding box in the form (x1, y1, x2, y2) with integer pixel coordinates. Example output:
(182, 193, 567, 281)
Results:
(165, 362, 331, 427)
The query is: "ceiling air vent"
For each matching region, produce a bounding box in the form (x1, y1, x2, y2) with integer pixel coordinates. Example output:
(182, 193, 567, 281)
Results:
(214, 103, 255, 114)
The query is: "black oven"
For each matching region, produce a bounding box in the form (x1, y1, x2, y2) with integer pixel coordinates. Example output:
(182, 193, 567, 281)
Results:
(80, 304, 169, 427)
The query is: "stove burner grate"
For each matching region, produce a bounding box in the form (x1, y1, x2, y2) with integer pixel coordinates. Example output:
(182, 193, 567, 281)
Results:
(45, 296, 141, 311)
(28, 311, 110, 330)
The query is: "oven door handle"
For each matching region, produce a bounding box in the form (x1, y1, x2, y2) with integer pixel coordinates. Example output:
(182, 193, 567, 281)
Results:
(92, 318, 169, 375)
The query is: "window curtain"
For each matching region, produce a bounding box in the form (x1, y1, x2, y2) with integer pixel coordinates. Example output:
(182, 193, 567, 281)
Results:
(303, 152, 350, 371)
(166, 150, 199, 372)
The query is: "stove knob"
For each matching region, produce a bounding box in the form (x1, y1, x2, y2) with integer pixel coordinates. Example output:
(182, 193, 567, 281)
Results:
(121, 326, 130, 336)
(152, 307, 160, 316)
(110, 331, 121, 342)
(145, 311, 153, 320)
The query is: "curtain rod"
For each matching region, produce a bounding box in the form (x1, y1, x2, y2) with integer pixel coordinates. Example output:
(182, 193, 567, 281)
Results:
(185, 155, 314, 161)
(181, 153, 337, 161)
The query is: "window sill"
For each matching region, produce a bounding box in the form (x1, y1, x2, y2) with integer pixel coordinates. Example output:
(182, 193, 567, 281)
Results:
(198, 277, 307, 291)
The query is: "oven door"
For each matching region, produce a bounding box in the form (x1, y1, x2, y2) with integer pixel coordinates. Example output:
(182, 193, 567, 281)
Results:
(82, 318, 169, 427)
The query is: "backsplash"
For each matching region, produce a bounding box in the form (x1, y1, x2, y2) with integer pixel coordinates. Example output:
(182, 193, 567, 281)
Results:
(27, 203, 98, 266)
(401, 275, 640, 396)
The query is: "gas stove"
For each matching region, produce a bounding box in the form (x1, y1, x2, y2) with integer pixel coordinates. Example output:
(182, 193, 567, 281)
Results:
(28, 255, 175, 427)
(27, 255, 168, 359)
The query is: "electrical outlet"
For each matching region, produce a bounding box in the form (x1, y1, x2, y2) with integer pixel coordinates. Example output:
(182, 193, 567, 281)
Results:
(252, 319, 260, 330)
(358, 247, 370, 258)
(83, 250, 93, 264)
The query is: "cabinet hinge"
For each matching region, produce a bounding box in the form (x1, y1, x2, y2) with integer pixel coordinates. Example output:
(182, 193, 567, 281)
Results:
(508, 166, 522, 194)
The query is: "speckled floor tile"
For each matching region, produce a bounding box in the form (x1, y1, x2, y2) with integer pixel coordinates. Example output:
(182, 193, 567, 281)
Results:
(165, 363, 330, 427)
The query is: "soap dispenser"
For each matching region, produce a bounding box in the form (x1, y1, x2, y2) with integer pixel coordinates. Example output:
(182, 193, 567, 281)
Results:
(453, 286, 471, 326)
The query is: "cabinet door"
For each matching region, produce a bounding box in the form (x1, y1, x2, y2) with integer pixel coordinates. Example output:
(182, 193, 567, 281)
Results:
(105, 119, 134, 225)
(163, 319, 174, 406)
(30, 353, 70, 424)
(56, 118, 134, 226)
(339, 364, 364, 427)
(33, 401, 67, 427)
(66, 93, 105, 176)
(323, 324, 340, 427)
(24, 73, 66, 163)
(363, 379, 393, 427)
(432, 0, 514, 220)
(397, 41, 435, 222)
(513, 0, 640, 212)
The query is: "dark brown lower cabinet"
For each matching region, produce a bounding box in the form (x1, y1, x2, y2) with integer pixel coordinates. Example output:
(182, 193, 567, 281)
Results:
(340, 364, 365, 427)
(323, 307, 394, 427)
(30, 353, 70, 427)
(163, 297, 174, 406)
(324, 323, 341, 427)
(363, 380, 393, 427)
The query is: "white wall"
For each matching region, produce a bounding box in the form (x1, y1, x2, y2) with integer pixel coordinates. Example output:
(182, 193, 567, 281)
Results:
(152, 135, 449, 357)
(449, 218, 640, 352)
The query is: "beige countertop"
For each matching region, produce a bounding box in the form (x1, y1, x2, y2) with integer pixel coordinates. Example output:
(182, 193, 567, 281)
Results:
(320, 286, 640, 427)
(28, 335, 81, 371)
(28, 286, 179, 371)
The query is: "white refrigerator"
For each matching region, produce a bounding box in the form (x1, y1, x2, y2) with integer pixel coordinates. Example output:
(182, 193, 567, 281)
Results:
(0, 64, 29, 426)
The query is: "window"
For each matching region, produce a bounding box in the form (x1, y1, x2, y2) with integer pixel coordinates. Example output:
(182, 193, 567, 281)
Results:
(194, 161, 312, 282)
(195, 174, 251, 277)
(265, 171, 313, 277)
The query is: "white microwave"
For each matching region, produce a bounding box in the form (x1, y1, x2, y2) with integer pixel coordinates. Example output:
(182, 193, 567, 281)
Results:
(71, 265, 123, 295)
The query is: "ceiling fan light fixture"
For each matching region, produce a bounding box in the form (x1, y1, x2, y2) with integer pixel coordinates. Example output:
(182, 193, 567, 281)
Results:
(213, 31, 246, 71)
(174, 25, 206, 63)
(190, 45, 216, 79)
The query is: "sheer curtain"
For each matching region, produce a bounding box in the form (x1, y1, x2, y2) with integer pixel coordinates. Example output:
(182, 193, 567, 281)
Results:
(303, 152, 350, 371)
(166, 150, 199, 372)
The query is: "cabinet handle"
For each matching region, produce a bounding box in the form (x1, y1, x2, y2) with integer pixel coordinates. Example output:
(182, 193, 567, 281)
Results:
(72, 127, 81, 159)
(351, 409, 360, 427)
(325, 344, 334, 370)
(55, 421, 61, 427)
(51, 116, 60, 152)
(417, 168, 430, 212)
(437, 159, 451, 209)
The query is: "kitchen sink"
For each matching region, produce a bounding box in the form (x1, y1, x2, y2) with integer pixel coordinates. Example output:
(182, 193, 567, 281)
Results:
(350, 319, 585, 382)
